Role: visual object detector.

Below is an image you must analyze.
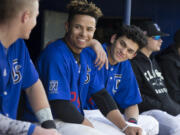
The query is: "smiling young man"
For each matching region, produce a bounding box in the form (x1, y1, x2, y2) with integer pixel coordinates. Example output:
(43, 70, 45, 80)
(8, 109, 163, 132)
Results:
(84, 25, 159, 135)
(0, 0, 60, 135)
(22, 0, 147, 135)
(131, 21, 180, 135)
(21, 0, 106, 135)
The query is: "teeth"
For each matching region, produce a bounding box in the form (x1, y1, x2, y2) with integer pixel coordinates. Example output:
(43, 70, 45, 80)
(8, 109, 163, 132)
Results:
(78, 39, 85, 42)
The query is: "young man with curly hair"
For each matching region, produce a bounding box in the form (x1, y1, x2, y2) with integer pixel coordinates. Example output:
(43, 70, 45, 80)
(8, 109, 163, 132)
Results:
(85, 25, 159, 135)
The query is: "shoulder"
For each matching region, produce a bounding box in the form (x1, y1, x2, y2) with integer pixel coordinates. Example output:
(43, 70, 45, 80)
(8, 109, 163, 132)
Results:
(39, 39, 70, 61)
(10, 39, 29, 57)
(14, 38, 26, 45)
(157, 45, 178, 62)
(118, 60, 134, 75)
(121, 60, 131, 66)
(83, 47, 96, 58)
(12, 39, 26, 50)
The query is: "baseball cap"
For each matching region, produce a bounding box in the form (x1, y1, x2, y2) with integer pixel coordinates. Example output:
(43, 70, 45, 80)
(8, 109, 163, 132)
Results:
(138, 21, 169, 37)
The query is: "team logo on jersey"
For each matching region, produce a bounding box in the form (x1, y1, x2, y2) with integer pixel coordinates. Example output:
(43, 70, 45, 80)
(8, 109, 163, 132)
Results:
(84, 65, 91, 84)
(112, 74, 122, 94)
(12, 59, 22, 84)
(114, 74, 122, 89)
(49, 80, 58, 94)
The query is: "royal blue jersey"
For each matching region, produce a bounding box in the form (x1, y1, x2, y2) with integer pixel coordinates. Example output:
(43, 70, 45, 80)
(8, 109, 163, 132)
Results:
(0, 39, 39, 119)
(86, 43, 142, 109)
(22, 39, 104, 121)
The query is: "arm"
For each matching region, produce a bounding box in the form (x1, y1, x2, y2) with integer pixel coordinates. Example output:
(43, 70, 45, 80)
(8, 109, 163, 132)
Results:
(0, 114, 60, 135)
(22, 42, 55, 128)
(92, 89, 142, 135)
(25, 79, 56, 129)
(50, 100, 93, 128)
(106, 110, 142, 135)
(139, 94, 162, 112)
(124, 104, 139, 123)
(131, 60, 163, 111)
(158, 60, 180, 103)
(0, 113, 33, 135)
(87, 39, 108, 70)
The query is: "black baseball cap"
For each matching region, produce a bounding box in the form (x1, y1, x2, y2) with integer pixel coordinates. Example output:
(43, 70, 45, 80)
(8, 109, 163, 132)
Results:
(138, 21, 169, 37)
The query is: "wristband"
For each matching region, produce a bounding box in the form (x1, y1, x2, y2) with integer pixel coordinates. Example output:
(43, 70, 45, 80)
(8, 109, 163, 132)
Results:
(35, 108, 53, 124)
(121, 124, 129, 132)
(128, 118, 137, 124)
(41, 120, 56, 129)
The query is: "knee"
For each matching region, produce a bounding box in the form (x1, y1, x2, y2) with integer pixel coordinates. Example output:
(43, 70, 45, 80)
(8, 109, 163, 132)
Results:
(147, 116, 159, 128)
(138, 115, 159, 135)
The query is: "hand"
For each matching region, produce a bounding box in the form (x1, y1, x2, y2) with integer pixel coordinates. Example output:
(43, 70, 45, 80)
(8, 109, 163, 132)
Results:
(88, 39, 108, 70)
(94, 44, 108, 70)
(82, 118, 94, 128)
(124, 126, 142, 135)
(33, 126, 61, 135)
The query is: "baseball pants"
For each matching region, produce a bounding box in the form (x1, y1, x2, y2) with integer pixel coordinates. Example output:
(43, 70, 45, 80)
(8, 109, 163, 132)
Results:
(55, 120, 108, 135)
(84, 109, 158, 135)
(142, 109, 180, 135)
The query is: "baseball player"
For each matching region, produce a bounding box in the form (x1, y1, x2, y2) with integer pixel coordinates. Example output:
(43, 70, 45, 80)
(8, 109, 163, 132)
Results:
(22, 0, 144, 135)
(84, 25, 159, 135)
(0, 0, 60, 134)
(131, 21, 180, 135)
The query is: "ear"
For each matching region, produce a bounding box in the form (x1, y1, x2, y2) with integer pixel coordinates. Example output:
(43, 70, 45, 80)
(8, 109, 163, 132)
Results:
(65, 22, 69, 33)
(110, 34, 117, 44)
(21, 11, 30, 24)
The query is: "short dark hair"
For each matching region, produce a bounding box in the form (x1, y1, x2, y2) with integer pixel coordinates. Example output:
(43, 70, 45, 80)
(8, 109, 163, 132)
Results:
(113, 25, 147, 50)
(0, 0, 39, 24)
(67, 0, 103, 23)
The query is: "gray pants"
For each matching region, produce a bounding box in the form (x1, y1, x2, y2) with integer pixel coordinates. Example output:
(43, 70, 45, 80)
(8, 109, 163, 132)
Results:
(56, 120, 108, 135)
(142, 109, 180, 135)
(84, 110, 157, 135)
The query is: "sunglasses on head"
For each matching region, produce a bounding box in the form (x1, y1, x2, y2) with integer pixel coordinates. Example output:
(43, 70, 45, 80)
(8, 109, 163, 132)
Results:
(152, 35, 161, 40)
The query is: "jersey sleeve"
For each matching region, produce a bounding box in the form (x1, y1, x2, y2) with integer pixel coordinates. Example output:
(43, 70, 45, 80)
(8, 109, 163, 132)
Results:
(0, 114, 35, 135)
(21, 40, 39, 89)
(37, 48, 71, 101)
(114, 61, 142, 109)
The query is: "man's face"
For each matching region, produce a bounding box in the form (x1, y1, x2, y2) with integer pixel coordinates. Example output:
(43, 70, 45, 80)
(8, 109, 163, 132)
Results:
(21, 0, 39, 39)
(65, 14, 96, 54)
(109, 35, 138, 65)
(146, 36, 162, 52)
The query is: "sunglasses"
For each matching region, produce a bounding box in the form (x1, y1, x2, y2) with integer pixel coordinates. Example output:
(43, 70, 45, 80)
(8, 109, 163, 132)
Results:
(152, 35, 161, 40)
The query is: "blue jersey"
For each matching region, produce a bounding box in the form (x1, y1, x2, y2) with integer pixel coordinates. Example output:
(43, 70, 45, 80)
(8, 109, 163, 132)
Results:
(86, 43, 142, 109)
(0, 39, 39, 119)
(22, 39, 104, 121)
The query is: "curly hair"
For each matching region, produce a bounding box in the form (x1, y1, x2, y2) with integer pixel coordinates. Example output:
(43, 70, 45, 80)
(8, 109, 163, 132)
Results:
(0, 0, 39, 24)
(67, 0, 103, 23)
(114, 25, 147, 50)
